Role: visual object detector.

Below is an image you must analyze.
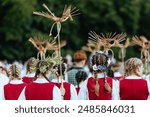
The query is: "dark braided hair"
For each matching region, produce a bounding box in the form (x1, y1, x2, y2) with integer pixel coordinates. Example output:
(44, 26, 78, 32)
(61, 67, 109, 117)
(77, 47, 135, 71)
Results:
(57, 63, 67, 76)
(90, 52, 109, 74)
(54, 63, 67, 80)
(75, 71, 87, 88)
(90, 51, 112, 94)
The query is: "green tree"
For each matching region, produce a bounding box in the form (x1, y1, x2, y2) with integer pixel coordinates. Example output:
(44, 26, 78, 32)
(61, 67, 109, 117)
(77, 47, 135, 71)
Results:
(0, 0, 150, 62)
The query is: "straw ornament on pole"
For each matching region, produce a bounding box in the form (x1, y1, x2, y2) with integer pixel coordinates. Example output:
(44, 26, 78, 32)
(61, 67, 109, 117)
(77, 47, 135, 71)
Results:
(33, 4, 80, 38)
(132, 36, 150, 62)
(114, 37, 132, 77)
(131, 36, 150, 74)
(33, 4, 79, 97)
(86, 32, 122, 96)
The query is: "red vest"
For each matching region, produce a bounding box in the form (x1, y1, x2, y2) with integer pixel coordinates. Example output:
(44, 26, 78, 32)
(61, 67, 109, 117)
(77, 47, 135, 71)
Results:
(115, 76, 123, 80)
(4, 83, 26, 100)
(76, 87, 80, 95)
(53, 82, 71, 100)
(120, 79, 149, 100)
(87, 77, 112, 100)
(22, 76, 35, 84)
(25, 82, 54, 100)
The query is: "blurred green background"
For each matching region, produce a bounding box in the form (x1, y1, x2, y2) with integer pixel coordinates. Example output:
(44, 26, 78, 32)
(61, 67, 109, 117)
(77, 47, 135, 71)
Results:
(0, 0, 150, 62)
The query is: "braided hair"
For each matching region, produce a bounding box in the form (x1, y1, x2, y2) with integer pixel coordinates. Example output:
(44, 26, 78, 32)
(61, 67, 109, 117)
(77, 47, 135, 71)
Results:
(34, 60, 51, 82)
(75, 71, 87, 88)
(125, 58, 143, 77)
(90, 52, 109, 79)
(8, 64, 21, 82)
(26, 57, 37, 74)
(90, 51, 112, 95)
(54, 63, 67, 79)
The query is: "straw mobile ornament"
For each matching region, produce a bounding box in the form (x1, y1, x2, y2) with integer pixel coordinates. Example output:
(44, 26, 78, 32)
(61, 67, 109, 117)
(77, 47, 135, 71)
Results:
(82, 31, 102, 54)
(33, 4, 80, 38)
(114, 37, 133, 77)
(85, 31, 126, 55)
(131, 36, 150, 62)
(29, 37, 66, 60)
(28, 36, 66, 74)
(33, 4, 79, 97)
(131, 36, 150, 74)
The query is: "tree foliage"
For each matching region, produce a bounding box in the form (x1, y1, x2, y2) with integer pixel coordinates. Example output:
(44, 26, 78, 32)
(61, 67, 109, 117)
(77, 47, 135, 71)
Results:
(0, 0, 150, 62)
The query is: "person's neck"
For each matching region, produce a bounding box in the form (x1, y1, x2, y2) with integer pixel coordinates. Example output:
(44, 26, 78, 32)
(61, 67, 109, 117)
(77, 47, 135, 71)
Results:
(75, 62, 84, 67)
(11, 78, 20, 80)
(129, 73, 141, 77)
(37, 74, 45, 79)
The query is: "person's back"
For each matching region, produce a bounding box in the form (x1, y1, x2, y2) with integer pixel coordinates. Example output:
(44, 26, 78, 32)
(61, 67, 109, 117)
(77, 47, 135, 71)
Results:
(25, 81, 55, 100)
(78, 51, 118, 100)
(118, 58, 150, 100)
(22, 57, 37, 84)
(0, 74, 9, 100)
(120, 78, 148, 100)
(3, 64, 26, 100)
(19, 60, 62, 100)
(87, 76, 113, 100)
(51, 63, 78, 100)
(68, 67, 84, 85)
(67, 50, 87, 86)
(52, 82, 71, 100)
(4, 83, 26, 100)
(75, 71, 87, 94)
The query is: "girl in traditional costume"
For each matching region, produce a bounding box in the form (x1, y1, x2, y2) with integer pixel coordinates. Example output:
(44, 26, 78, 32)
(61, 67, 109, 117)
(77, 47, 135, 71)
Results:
(0, 62, 9, 100)
(78, 51, 119, 100)
(19, 60, 62, 100)
(75, 71, 87, 95)
(118, 58, 150, 100)
(22, 57, 36, 84)
(2, 64, 26, 100)
(51, 63, 78, 100)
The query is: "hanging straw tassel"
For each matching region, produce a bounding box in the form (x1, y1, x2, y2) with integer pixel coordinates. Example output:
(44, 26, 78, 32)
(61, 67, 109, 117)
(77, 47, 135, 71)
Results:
(104, 71, 112, 93)
(119, 48, 125, 77)
(56, 23, 66, 98)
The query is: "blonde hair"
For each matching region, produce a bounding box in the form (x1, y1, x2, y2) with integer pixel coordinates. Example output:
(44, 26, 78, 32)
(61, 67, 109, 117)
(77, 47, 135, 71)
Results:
(26, 57, 37, 74)
(125, 58, 143, 76)
(8, 64, 21, 81)
(111, 62, 121, 72)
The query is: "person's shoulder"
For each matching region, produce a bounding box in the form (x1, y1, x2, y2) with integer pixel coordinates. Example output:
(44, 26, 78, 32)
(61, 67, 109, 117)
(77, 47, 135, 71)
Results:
(0, 73, 9, 81)
(67, 66, 79, 73)
(0, 73, 8, 77)
(67, 67, 74, 72)
(70, 83, 76, 89)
